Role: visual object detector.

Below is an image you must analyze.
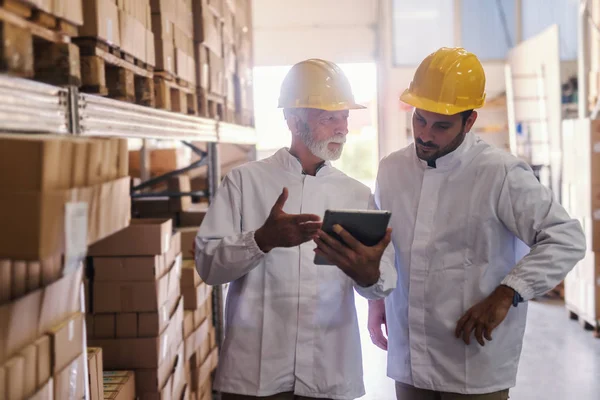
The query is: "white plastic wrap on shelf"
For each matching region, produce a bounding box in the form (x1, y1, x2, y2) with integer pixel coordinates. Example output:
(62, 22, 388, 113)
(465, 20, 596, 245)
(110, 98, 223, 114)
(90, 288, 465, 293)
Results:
(78, 93, 219, 141)
(0, 74, 69, 134)
(218, 122, 257, 144)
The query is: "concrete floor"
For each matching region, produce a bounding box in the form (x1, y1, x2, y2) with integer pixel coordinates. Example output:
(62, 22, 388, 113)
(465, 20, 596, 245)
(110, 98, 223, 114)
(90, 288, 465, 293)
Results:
(355, 297, 600, 400)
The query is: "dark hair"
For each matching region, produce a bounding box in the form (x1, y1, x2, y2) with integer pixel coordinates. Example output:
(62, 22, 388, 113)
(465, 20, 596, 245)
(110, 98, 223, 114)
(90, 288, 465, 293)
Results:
(461, 110, 474, 125)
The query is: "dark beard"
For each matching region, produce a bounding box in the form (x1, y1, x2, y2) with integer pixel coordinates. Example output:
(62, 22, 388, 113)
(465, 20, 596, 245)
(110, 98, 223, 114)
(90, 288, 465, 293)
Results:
(416, 128, 467, 163)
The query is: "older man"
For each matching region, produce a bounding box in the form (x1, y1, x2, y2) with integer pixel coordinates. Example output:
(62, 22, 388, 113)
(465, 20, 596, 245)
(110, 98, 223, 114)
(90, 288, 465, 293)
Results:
(368, 47, 586, 400)
(195, 59, 396, 400)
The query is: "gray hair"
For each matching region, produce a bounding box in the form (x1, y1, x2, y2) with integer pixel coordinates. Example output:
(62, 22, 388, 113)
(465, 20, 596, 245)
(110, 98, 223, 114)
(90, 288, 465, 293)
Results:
(283, 108, 310, 122)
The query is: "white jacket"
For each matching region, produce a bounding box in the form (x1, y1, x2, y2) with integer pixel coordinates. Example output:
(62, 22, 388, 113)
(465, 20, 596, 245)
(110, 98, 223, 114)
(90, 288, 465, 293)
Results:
(376, 132, 585, 394)
(195, 148, 397, 399)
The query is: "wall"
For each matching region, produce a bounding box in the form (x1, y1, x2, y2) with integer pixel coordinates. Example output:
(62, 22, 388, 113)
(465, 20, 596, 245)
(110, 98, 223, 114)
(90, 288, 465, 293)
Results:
(252, 0, 377, 66)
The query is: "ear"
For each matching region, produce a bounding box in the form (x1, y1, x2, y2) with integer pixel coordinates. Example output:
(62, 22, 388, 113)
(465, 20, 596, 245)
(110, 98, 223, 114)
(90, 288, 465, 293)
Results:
(286, 114, 299, 135)
(464, 110, 478, 132)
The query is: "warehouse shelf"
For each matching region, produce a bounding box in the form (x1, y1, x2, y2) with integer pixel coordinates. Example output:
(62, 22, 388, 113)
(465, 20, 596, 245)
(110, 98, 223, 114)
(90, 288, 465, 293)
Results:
(0, 74, 69, 134)
(77, 93, 219, 141)
(218, 122, 258, 144)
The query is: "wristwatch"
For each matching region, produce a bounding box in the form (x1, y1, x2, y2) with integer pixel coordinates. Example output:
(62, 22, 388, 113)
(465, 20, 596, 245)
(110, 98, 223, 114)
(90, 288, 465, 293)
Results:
(512, 290, 524, 308)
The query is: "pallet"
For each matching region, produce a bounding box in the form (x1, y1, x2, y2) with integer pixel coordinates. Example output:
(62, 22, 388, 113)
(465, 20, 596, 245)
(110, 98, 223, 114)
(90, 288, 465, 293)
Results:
(198, 88, 225, 120)
(76, 38, 155, 107)
(567, 308, 600, 338)
(155, 71, 199, 115)
(0, 2, 80, 85)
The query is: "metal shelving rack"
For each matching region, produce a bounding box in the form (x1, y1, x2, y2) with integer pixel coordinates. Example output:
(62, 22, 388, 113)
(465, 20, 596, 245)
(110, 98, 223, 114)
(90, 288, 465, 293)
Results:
(0, 74, 256, 399)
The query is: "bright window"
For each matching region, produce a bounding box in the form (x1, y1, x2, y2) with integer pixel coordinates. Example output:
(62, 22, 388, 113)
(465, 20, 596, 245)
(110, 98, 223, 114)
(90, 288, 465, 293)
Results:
(461, 0, 516, 60)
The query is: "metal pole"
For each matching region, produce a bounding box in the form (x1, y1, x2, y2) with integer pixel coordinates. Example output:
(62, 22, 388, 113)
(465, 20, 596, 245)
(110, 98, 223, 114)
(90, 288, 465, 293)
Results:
(140, 140, 150, 183)
(505, 64, 518, 155)
(579, 0, 590, 118)
(207, 142, 221, 202)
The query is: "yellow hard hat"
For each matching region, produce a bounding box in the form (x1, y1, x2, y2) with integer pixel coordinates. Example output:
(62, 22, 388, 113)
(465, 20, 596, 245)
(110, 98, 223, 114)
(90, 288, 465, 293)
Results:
(400, 47, 486, 115)
(278, 59, 365, 111)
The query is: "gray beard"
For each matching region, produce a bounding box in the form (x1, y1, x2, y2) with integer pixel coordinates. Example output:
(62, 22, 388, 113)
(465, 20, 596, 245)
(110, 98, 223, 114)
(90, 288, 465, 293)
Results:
(297, 126, 345, 161)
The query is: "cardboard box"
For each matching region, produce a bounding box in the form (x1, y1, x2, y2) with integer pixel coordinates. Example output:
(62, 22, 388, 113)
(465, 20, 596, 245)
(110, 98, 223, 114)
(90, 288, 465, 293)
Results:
(168, 175, 192, 212)
(54, 352, 86, 400)
(92, 255, 168, 282)
(41, 254, 62, 287)
(147, 29, 156, 67)
(90, 299, 184, 369)
(154, 37, 175, 73)
(0, 260, 10, 304)
(89, 218, 173, 257)
(103, 370, 136, 400)
(49, 312, 85, 374)
(183, 282, 210, 310)
(193, 296, 212, 329)
(53, 0, 84, 25)
(137, 295, 181, 338)
(29, 378, 53, 400)
(35, 335, 52, 388)
(88, 347, 105, 400)
(165, 232, 182, 271)
(193, 1, 223, 56)
(4, 355, 25, 400)
(10, 260, 26, 300)
(133, 349, 177, 396)
(178, 203, 208, 227)
(178, 227, 196, 260)
(0, 177, 131, 260)
(181, 259, 201, 288)
(0, 134, 74, 191)
(0, 267, 82, 365)
(19, 342, 37, 398)
(184, 318, 210, 360)
(116, 313, 138, 338)
(81, 0, 121, 46)
(93, 257, 181, 313)
(27, 261, 42, 293)
(93, 314, 116, 338)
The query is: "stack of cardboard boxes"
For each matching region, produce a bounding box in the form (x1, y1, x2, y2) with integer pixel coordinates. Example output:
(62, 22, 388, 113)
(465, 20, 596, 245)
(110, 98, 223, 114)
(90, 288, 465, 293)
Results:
(233, 0, 254, 126)
(86, 218, 187, 399)
(80, 0, 156, 66)
(9, 0, 84, 26)
(152, 0, 197, 84)
(562, 118, 600, 332)
(194, 0, 226, 103)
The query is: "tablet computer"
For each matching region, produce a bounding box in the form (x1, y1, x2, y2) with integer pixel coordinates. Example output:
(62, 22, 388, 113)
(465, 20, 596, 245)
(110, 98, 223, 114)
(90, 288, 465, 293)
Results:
(314, 209, 392, 266)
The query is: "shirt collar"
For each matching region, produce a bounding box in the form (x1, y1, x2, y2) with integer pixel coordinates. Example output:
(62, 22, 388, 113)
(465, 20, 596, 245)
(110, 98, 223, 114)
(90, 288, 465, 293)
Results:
(416, 131, 476, 170)
(273, 148, 331, 176)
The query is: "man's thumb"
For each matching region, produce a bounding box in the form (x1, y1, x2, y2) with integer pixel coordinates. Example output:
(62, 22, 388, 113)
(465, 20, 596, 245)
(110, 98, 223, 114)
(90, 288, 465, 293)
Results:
(273, 187, 289, 212)
(378, 228, 392, 249)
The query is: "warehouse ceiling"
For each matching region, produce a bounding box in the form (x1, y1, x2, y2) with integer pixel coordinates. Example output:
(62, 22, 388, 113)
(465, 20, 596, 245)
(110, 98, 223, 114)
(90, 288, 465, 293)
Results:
(252, 0, 378, 66)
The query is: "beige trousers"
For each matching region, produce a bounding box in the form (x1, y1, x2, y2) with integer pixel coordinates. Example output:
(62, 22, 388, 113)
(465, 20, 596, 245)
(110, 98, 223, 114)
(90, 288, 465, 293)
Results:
(222, 392, 328, 400)
(395, 382, 510, 400)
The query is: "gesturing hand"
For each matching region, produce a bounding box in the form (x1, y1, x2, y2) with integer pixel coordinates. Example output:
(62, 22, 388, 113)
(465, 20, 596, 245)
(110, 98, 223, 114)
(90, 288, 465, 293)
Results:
(254, 188, 322, 253)
(368, 299, 388, 351)
(455, 285, 514, 346)
(314, 224, 392, 287)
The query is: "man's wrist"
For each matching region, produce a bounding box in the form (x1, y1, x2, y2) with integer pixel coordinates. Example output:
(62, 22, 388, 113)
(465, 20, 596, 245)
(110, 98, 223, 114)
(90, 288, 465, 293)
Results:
(495, 285, 515, 303)
(254, 227, 273, 253)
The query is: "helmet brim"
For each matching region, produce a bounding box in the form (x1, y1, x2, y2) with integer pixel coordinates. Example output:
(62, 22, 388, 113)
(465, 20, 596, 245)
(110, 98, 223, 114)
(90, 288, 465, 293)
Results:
(400, 90, 485, 116)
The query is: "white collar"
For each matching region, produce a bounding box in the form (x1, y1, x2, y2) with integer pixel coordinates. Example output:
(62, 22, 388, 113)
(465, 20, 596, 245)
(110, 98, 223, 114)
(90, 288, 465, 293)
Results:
(273, 148, 332, 176)
(416, 131, 476, 170)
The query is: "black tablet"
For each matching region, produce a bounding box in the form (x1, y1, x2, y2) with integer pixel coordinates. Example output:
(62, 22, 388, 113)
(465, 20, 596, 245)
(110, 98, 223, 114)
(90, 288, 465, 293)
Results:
(314, 209, 392, 265)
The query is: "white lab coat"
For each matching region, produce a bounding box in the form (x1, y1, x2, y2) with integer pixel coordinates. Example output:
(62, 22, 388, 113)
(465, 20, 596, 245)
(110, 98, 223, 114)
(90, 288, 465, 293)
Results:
(376, 132, 585, 394)
(195, 148, 397, 399)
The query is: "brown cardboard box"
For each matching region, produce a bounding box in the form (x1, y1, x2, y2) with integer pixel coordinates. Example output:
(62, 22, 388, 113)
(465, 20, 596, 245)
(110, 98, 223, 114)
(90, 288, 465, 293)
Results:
(92, 255, 168, 282)
(29, 378, 53, 400)
(94, 257, 181, 313)
(70, 139, 89, 188)
(54, 352, 86, 400)
(88, 347, 105, 400)
(184, 318, 210, 360)
(116, 313, 138, 338)
(89, 218, 173, 257)
(26, 261, 41, 293)
(10, 261, 26, 300)
(183, 282, 210, 310)
(147, 29, 156, 67)
(0, 134, 74, 191)
(41, 254, 62, 287)
(165, 232, 182, 270)
(19, 343, 37, 398)
(0, 267, 82, 365)
(193, 1, 223, 56)
(134, 348, 176, 396)
(93, 314, 116, 338)
(183, 310, 195, 338)
(151, 13, 174, 42)
(118, 9, 134, 56)
(209, 50, 225, 96)
(179, 209, 207, 228)
(0, 177, 131, 260)
(49, 312, 85, 374)
(0, 260, 10, 304)
(168, 175, 192, 211)
(35, 335, 51, 388)
(103, 370, 136, 400)
(90, 299, 184, 369)
(193, 296, 211, 329)
(178, 227, 196, 260)
(181, 259, 201, 288)
(54, 0, 84, 25)
(132, 197, 173, 216)
(138, 294, 181, 337)
(81, 0, 121, 46)
(4, 355, 25, 400)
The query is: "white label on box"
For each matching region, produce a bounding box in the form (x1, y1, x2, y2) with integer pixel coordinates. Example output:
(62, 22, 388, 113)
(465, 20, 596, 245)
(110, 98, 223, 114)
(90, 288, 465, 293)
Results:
(174, 254, 182, 277)
(162, 305, 168, 323)
(64, 202, 88, 275)
(594, 142, 600, 153)
(68, 320, 74, 341)
(107, 19, 114, 44)
(162, 334, 168, 360)
(594, 209, 600, 220)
